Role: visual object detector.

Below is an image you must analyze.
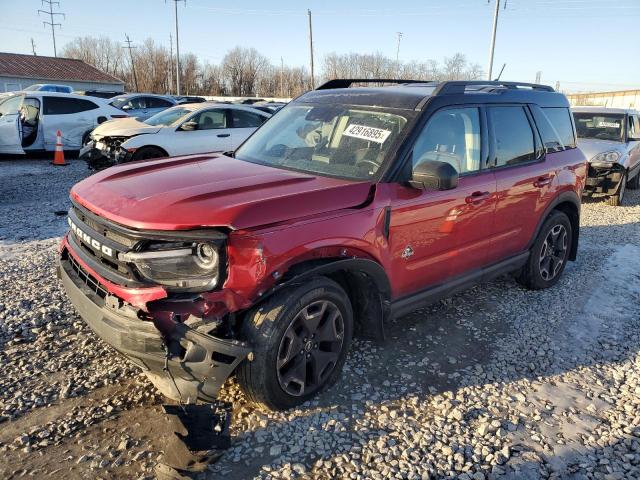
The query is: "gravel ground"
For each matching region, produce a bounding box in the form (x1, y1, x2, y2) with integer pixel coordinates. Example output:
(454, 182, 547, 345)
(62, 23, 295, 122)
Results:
(1, 158, 639, 480)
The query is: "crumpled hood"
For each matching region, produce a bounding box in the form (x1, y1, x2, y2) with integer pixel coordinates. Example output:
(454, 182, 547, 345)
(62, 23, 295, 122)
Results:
(71, 154, 373, 231)
(577, 138, 627, 163)
(91, 117, 161, 139)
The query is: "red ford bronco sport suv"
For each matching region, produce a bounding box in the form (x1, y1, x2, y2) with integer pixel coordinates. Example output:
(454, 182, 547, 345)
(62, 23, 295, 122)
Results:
(59, 80, 586, 410)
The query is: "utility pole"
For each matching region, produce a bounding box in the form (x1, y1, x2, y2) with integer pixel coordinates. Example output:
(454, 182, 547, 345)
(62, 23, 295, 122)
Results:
(396, 32, 403, 65)
(38, 0, 65, 57)
(308, 9, 315, 89)
(487, 0, 500, 80)
(169, 33, 174, 95)
(31, 38, 37, 56)
(535, 71, 542, 84)
(280, 57, 284, 98)
(123, 34, 139, 92)
(170, 0, 186, 96)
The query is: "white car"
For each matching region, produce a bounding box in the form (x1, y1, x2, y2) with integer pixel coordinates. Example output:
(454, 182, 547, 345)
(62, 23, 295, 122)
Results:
(0, 91, 127, 155)
(81, 103, 271, 168)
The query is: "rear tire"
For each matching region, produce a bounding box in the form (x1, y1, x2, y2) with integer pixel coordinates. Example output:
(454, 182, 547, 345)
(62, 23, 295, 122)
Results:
(517, 210, 572, 290)
(236, 277, 353, 411)
(626, 170, 640, 190)
(606, 173, 626, 206)
(130, 146, 167, 162)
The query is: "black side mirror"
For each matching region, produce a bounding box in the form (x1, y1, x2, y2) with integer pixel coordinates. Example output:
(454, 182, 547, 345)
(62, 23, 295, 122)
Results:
(181, 121, 198, 131)
(409, 160, 459, 191)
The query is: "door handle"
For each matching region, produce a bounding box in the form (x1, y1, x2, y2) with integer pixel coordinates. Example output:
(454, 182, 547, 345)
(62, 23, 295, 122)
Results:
(534, 175, 552, 188)
(217, 133, 230, 138)
(465, 191, 492, 204)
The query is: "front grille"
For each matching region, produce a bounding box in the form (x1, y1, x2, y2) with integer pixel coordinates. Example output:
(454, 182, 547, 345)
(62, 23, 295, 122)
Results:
(73, 206, 137, 248)
(68, 204, 145, 287)
(65, 250, 108, 299)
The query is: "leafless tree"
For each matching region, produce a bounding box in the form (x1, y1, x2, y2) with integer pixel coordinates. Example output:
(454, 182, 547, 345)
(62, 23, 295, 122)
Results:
(62, 36, 482, 97)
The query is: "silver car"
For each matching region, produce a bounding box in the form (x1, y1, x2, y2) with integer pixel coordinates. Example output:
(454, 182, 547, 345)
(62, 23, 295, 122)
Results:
(573, 107, 640, 206)
(109, 93, 177, 121)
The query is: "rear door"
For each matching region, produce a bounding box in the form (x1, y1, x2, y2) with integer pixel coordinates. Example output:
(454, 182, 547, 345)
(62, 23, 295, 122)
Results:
(0, 95, 24, 154)
(487, 105, 555, 263)
(41, 96, 101, 149)
(229, 109, 269, 149)
(387, 106, 496, 297)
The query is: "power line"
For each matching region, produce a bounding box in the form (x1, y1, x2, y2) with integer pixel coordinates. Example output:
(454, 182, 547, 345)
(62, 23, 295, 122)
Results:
(37, 0, 65, 57)
(123, 33, 139, 92)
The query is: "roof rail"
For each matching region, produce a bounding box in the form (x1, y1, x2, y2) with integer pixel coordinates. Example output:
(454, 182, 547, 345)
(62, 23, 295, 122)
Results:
(316, 79, 429, 90)
(433, 80, 555, 96)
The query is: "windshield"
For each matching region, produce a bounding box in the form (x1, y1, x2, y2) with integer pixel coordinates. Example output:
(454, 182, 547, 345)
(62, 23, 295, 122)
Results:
(573, 112, 625, 142)
(234, 104, 410, 180)
(145, 107, 192, 126)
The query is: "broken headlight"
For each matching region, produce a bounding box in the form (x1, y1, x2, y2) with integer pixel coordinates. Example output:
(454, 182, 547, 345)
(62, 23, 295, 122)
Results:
(120, 241, 220, 290)
(591, 151, 621, 167)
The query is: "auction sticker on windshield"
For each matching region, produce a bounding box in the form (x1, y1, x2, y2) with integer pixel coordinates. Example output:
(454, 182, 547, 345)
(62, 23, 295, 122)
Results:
(598, 121, 620, 128)
(343, 124, 391, 144)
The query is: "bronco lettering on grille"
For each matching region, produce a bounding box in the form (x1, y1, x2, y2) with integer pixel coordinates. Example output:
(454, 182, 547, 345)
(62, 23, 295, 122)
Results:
(68, 218, 114, 257)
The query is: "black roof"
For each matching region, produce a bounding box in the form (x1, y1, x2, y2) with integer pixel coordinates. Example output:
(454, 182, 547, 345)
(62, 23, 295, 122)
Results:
(295, 79, 569, 111)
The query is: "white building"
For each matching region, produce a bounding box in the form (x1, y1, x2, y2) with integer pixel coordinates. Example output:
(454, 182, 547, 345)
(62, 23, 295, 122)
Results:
(566, 90, 640, 109)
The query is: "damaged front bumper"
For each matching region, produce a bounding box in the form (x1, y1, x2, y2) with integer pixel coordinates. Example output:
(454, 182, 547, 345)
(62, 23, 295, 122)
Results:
(79, 139, 133, 171)
(58, 253, 250, 403)
(583, 163, 625, 197)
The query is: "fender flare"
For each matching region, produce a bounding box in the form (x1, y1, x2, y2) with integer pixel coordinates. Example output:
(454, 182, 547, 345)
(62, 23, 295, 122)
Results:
(528, 190, 581, 260)
(251, 258, 392, 340)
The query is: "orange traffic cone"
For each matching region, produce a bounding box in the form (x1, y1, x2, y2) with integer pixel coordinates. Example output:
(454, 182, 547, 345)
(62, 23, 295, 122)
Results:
(51, 130, 68, 166)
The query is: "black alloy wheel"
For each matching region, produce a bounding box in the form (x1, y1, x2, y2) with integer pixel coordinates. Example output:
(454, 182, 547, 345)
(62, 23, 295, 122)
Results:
(538, 224, 568, 281)
(276, 300, 345, 397)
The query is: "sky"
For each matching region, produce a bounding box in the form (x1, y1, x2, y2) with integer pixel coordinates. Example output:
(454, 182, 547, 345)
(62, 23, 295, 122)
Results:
(1, 0, 640, 93)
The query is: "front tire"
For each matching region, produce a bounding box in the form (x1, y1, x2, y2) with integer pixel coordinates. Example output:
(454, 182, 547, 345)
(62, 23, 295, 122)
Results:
(236, 277, 353, 410)
(130, 146, 167, 162)
(517, 210, 572, 290)
(606, 173, 627, 206)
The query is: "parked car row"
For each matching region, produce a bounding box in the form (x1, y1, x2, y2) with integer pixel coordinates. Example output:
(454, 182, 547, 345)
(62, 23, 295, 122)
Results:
(60, 79, 595, 413)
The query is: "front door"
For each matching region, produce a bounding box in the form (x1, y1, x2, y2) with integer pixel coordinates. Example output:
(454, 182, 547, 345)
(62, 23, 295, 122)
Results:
(387, 106, 496, 298)
(0, 94, 24, 154)
(173, 108, 232, 155)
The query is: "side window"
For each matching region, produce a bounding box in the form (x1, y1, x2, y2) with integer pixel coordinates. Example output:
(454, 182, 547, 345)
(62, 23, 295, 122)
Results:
(43, 97, 99, 115)
(0, 95, 24, 116)
(128, 97, 146, 109)
(232, 110, 266, 128)
(489, 106, 536, 167)
(542, 107, 576, 149)
(412, 107, 481, 174)
(192, 109, 227, 129)
(147, 97, 173, 108)
(627, 115, 639, 139)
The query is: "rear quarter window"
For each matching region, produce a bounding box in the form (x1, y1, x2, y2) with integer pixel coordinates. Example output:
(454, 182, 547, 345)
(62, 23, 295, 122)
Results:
(542, 107, 576, 149)
(43, 97, 99, 115)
